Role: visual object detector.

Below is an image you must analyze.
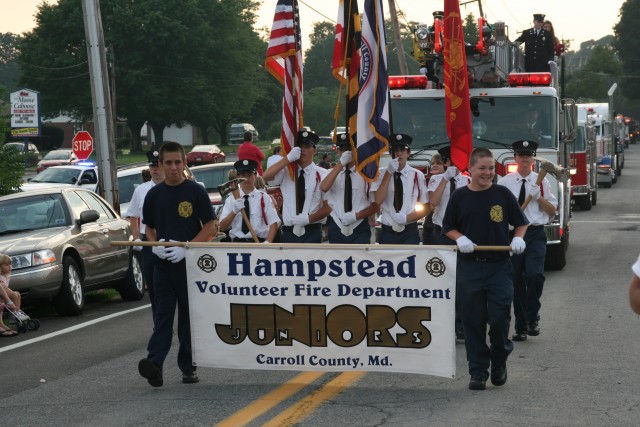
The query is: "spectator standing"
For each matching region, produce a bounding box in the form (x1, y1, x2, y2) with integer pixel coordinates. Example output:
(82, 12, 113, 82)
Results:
(318, 154, 331, 169)
(543, 20, 564, 57)
(515, 14, 555, 72)
(138, 141, 217, 387)
(124, 150, 165, 318)
(373, 134, 429, 245)
(442, 147, 528, 390)
(320, 133, 379, 244)
(238, 131, 265, 175)
(219, 159, 280, 243)
(263, 130, 330, 243)
(498, 140, 557, 341)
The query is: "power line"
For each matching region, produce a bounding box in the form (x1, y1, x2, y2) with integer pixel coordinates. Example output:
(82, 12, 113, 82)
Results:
(24, 61, 89, 70)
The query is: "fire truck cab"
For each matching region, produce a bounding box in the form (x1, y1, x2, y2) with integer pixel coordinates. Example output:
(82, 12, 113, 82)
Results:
(570, 115, 598, 210)
(390, 16, 576, 270)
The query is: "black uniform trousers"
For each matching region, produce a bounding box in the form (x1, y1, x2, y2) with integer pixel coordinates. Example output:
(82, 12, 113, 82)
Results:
(457, 256, 514, 380)
(281, 224, 323, 243)
(327, 217, 371, 244)
(510, 225, 547, 332)
(378, 223, 420, 245)
(147, 259, 195, 375)
(432, 225, 464, 336)
(139, 233, 156, 320)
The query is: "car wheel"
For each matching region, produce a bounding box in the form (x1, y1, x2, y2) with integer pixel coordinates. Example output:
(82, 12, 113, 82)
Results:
(591, 189, 597, 206)
(53, 256, 85, 316)
(118, 251, 145, 301)
(576, 195, 592, 211)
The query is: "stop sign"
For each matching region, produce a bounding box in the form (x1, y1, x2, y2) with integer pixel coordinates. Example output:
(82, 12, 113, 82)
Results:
(72, 131, 94, 160)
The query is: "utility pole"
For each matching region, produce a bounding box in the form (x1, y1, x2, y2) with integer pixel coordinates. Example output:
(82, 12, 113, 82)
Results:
(108, 44, 117, 147)
(387, 0, 408, 75)
(81, 0, 119, 211)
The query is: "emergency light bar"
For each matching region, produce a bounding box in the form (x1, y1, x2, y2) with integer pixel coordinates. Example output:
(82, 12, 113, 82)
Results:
(388, 75, 429, 90)
(508, 72, 552, 87)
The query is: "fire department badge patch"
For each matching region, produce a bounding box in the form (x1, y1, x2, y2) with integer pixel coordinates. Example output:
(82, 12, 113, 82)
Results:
(490, 205, 503, 223)
(178, 201, 193, 218)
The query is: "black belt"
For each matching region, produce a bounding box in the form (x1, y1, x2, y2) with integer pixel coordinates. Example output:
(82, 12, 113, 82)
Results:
(381, 223, 418, 233)
(460, 254, 506, 263)
(528, 225, 544, 229)
(232, 237, 265, 243)
(282, 224, 322, 232)
(433, 224, 442, 234)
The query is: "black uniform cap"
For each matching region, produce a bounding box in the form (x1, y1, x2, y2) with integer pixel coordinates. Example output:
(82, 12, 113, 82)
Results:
(512, 140, 538, 155)
(389, 133, 413, 150)
(234, 159, 258, 174)
(146, 150, 160, 166)
(533, 14, 545, 22)
(335, 133, 351, 150)
(437, 145, 452, 162)
(297, 130, 319, 147)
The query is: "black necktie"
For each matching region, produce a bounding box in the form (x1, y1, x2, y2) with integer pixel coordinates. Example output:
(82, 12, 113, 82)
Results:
(518, 179, 526, 205)
(296, 169, 305, 214)
(242, 195, 250, 234)
(344, 169, 353, 213)
(393, 172, 403, 212)
(449, 177, 456, 196)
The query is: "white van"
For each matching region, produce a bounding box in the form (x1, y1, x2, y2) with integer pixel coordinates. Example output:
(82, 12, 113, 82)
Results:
(229, 123, 259, 144)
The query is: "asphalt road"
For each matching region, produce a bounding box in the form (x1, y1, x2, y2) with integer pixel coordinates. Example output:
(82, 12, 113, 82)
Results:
(3, 145, 640, 426)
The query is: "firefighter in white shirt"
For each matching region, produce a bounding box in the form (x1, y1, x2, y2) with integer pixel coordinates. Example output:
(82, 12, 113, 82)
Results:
(263, 130, 330, 243)
(219, 160, 280, 243)
(497, 140, 558, 341)
(372, 134, 429, 244)
(320, 133, 379, 244)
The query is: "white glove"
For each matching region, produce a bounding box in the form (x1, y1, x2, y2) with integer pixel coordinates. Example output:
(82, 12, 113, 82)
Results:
(548, 60, 557, 66)
(287, 147, 301, 163)
(510, 236, 526, 255)
(262, 240, 270, 244)
(340, 151, 353, 166)
(443, 166, 458, 181)
(151, 239, 168, 259)
(165, 240, 186, 263)
(391, 212, 407, 225)
(339, 212, 357, 226)
(291, 214, 310, 227)
(132, 238, 143, 251)
(456, 235, 476, 253)
(387, 158, 399, 174)
(528, 185, 541, 201)
(232, 197, 245, 214)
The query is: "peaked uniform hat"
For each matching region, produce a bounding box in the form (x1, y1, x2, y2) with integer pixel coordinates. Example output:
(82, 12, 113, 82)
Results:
(234, 159, 258, 174)
(533, 14, 545, 22)
(335, 133, 351, 150)
(512, 140, 538, 155)
(297, 130, 319, 147)
(146, 150, 160, 166)
(389, 133, 413, 150)
(437, 145, 452, 162)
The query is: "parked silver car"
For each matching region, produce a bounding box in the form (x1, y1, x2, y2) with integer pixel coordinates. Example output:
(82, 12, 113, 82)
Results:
(0, 188, 144, 315)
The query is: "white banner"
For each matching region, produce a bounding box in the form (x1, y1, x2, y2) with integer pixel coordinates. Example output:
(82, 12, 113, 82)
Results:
(186, 244, 457, 378)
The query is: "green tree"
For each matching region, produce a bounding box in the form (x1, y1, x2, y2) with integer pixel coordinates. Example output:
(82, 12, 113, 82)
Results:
(304, 21, 339, 91)
(0, 144, 26, 195)
(0, 33, 22, 91)
(613, 0, 640, 101)
(463, 13, 479, 44)
(565, 45, 622, 102)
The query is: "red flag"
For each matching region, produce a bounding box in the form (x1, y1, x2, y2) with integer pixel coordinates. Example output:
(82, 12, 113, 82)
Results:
(444, 0, 472, 171)
(266, 0, 303, 179)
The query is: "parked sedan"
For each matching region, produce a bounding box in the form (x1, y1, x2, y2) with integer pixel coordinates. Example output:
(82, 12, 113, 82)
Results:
(21, 165, 99, 192)
(186, 145, 225, 166)
(36, 149, 78, 172)
(190, 162, 236, 208)
(0, 188, 144, 315)
(4, 142, 42, 167)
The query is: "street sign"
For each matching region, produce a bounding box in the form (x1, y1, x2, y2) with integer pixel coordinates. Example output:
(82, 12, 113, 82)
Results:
(72, 131, 94, 160)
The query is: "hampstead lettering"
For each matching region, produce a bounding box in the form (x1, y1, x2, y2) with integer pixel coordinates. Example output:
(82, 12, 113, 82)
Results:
(215, 303, 432, 348)
(227, 253, 417, 281)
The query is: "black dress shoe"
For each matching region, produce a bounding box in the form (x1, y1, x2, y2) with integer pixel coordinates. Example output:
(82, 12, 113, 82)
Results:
(455, 330, 465, 340)
(138, 358, 163, 387)
(468, 375, 486, 390)
(182, 371, 199, 384)
(527, 322, 540, 336)
(490, 363, 507, 386)
(512, 331, 527, 341)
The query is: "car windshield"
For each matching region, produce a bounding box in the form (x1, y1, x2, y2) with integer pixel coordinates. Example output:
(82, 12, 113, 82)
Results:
(43, 150, 71, 160)
(192, 167, 232, 192)
(0, 194, 70, 235)
(191, 146, 214, 153)
(30, 168, 81, 184)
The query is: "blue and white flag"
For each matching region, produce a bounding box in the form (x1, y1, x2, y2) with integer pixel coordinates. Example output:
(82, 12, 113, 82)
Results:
(356, 0, 389, 182)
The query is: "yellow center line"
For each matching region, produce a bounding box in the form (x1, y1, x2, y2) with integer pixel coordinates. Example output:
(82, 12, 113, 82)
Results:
(262, 371, 367, 427)
(215, 371, 326, 427)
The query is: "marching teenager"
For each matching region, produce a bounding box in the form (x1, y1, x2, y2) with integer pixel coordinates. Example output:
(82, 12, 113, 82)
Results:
(442, 147, 528, 391)
(263, 130, 330, 243)
(497, 140, 557, 341)
(372, 134, 429, 244)
(320, 133, 379, 244)
(219, 159, 280, 243)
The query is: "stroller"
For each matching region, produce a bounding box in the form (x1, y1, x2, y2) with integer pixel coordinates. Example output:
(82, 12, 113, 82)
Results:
(3, 303, 40, 333)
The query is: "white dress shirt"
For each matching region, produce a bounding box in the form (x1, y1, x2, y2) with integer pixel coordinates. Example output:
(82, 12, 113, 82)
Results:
(323, 165, 373, 229)
(497, 171, 558, 225)
(220, 188, 280, 239)
(371, 165, 428, 226)
(271, 163, 329, 226)
(427, 173, 471, 226)
(124, 180, 156, 234)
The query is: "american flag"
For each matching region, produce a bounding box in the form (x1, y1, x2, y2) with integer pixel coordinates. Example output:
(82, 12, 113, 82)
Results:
(266, 0, 303, 179)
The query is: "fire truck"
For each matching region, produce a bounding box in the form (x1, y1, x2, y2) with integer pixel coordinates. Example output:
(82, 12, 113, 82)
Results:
(570, 111, 598, 210)
(576, 103, 618, 179)
(389, 16, 577, 270)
